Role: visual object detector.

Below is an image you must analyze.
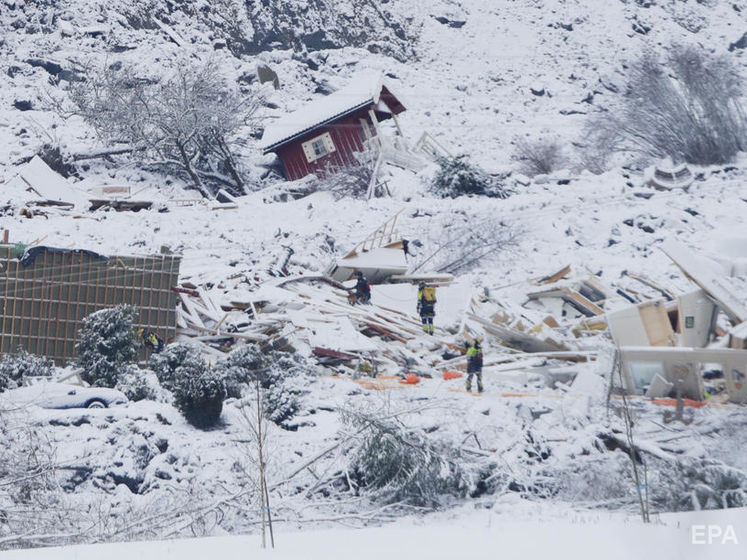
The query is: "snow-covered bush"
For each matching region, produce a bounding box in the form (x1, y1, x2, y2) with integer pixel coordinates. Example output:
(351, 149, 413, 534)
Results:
(172, 372, 226, 429)
(169, 354, 226, 429)
(555, 453, 633, 505)
(343, 408, 472, 507)
(216, 345, 310, 426)
(0, 347, 54, 392)
(76, 305, 138, 388)
(148, 343, 225, 427)
(149, 343, 204, 393)
(115, 370, 160, 402)
(430, 155, 511, 199)
(512, 137, 566, 177)
(654, 458, 747, 511)
(431, 155, 489, 197)
(592, 45, 746, 165)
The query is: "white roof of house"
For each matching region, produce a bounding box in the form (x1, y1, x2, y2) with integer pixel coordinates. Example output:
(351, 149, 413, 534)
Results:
(261, 72, 406, 152)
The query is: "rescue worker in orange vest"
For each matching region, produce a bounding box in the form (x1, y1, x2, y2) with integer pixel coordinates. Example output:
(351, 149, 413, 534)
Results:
(417, 282, 436, 335)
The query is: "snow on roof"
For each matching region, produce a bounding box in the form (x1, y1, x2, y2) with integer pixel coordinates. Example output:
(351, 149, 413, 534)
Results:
(5, 156, 89, 208)
(261, 72, 406, 152)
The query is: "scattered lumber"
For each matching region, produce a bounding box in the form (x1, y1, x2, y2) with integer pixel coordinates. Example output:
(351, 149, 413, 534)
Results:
(467, 313, 567, 353)
(527, 286, 604, 317)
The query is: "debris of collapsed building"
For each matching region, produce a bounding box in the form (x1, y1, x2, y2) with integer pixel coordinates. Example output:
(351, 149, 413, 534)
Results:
(2, 206, 746, 412)
(258, 238, 744, 404)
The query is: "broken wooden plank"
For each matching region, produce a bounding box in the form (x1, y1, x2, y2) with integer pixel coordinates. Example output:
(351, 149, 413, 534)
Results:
(467, 313, 568, 352)
(312, 347, 359, 360)
(638, 300, 676, 347)
(178, 293, 206, 329)
(360, 321, 410, 343)
(625, 272, 675, 301)
(185, 323, 267, 342)
(276, 275, 348, 290)
(532, 264, 571, 286)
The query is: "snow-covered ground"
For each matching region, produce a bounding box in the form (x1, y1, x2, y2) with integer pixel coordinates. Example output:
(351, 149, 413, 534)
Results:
(3, 504, 747, 560)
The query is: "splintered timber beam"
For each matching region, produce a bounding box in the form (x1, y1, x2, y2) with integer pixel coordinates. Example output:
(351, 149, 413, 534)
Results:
(467, 313, 567, 353)
(360, 321, 409, 343)
(532, 264, 571, 286)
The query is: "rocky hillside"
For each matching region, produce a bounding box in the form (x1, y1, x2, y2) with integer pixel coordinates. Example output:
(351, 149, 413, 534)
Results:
(1, 0, 747, 552)
(1, 0, 745, 184)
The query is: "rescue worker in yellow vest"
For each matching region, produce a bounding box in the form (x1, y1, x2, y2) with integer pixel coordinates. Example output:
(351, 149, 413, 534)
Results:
(465, 339, 484, 393)
(138, 328, 164, 353)
(417, 282, 436, 335)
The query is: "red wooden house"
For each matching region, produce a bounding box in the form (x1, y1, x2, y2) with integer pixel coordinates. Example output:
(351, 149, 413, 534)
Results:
(260, 73, 407, 181)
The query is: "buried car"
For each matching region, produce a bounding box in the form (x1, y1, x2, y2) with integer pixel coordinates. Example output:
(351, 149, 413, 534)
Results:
(1, 382, 128, 409)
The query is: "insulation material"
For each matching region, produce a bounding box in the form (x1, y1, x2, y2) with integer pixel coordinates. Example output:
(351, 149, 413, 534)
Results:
(607, 306, 650, 347)
(644, 373, 674, 398)
(638, 300, 676, 347)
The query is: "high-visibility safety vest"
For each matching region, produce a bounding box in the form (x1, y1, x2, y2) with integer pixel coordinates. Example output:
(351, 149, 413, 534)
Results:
(466, 345, 483, 367)
(418, 286, 436, 302)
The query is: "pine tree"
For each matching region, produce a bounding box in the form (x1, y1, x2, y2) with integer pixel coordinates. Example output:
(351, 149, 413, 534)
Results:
(431, 155, 512, 199)
(76, 305, 138, 387)
(216, 345, 309, 426)
(151, 343, 227, 428)
(149, 343, 204, 392)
